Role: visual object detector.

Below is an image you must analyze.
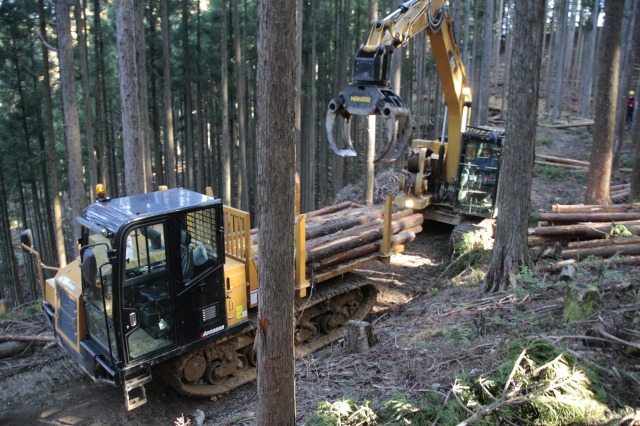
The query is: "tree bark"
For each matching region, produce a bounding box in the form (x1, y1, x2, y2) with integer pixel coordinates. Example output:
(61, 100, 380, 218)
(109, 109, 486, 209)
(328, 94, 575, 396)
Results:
(483, 0, 545, 293)
(0, 167, 22, 305)
(585, 0, 625, 205)
(579, 0, 599, 117)
(39, 0, 66, 267)
(115, 0, 145, 196)
(161, 0, 177, 188)
(135, 0, 153, 192)
(234, 0, 249, 211)
(74, 0, 97, 200)
(181, 1, 194, 189)
(256, 0, 297, 422)
(364, 1, 378, 205)
(55, 0, 86, 244)
(221, 0, 231, 205)
(551, 0, 569, 122)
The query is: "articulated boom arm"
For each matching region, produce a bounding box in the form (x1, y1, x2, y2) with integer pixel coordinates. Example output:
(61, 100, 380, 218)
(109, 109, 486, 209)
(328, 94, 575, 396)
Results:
(326, 0, 471, 167)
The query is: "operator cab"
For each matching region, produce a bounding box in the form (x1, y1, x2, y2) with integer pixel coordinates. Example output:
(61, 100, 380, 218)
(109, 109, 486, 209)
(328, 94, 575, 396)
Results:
(54, 188, 238, 409)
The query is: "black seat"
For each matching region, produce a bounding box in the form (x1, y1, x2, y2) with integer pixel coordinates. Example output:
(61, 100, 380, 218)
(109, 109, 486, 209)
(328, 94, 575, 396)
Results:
(181, 230, 194, 282)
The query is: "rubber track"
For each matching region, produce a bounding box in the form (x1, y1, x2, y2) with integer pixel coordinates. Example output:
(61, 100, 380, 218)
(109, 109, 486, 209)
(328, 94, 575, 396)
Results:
(155, 272, 377, 398)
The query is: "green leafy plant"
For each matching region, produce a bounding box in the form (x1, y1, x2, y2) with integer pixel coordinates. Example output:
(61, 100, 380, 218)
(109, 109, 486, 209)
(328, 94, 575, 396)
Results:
(305, 399, 378, 425)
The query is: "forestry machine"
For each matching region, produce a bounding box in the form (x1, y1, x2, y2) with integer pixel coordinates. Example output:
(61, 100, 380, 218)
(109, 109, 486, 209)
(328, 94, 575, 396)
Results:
(20, 185, 411, 409)
(327, 0, 505, 223)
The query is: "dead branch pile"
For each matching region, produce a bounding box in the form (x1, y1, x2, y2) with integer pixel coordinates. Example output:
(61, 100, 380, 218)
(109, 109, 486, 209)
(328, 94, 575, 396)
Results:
(333, 169, 403, 205)
(252, 201, 423, 280)
(530, 203, 640, 271)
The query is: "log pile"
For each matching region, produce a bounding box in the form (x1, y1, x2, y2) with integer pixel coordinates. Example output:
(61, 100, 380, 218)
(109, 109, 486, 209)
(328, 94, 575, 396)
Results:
(534, 154, 632, 187)
(530, 203, 640, 271)
(250, 202, 423, 280)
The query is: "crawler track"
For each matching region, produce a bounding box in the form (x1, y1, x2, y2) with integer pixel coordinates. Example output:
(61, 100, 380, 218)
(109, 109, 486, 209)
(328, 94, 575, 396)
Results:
(155, 273, 377, 398)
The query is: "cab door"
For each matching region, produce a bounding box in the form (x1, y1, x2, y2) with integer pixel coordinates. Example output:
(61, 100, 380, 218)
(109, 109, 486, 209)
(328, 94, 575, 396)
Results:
(174, 207, 228, 346)
(120, 222, 177, 361)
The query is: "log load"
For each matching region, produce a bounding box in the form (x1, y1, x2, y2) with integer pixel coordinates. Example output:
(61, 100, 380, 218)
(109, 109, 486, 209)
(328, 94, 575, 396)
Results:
(248, 202, 423, 283)
(530, 202, 640, 269)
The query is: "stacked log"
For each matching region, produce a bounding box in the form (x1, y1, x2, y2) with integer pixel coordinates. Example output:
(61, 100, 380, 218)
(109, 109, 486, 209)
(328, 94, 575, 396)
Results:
(529, 203, 640, 268)
(534, 154, 632, 176)
(249, 202, 423, 279)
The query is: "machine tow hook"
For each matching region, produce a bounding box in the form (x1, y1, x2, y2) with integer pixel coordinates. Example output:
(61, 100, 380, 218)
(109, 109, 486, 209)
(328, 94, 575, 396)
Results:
(326, 84, 412, 163)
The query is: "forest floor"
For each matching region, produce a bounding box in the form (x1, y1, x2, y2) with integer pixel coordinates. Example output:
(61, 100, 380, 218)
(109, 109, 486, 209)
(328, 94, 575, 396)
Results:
(1, 124, 639, 425)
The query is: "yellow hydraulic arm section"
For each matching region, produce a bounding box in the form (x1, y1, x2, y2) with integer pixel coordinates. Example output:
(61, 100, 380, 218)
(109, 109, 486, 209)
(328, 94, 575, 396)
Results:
(327, 0, 471, 178)
(363, 0, 472, 181)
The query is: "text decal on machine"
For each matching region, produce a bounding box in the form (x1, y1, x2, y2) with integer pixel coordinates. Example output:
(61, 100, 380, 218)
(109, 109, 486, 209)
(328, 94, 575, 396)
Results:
(200, 325, 224, 338)
(350, 95, 371, 103)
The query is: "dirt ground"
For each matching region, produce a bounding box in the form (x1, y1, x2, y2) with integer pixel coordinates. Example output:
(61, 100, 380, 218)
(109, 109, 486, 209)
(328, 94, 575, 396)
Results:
(1, 125, 639, 425)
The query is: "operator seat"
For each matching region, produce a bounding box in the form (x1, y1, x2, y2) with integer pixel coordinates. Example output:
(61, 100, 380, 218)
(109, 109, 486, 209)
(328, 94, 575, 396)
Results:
(180, 230, 194, 282)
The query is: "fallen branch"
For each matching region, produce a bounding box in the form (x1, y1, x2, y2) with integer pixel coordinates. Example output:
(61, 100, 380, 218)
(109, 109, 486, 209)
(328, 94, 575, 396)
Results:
(0, 334, 54, 343)
(596, 323, 640, 351)
(538, 256, 640, 272)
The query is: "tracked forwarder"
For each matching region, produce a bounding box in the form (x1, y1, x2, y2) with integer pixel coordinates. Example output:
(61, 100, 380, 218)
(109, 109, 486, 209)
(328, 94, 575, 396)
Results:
(21, 186, 421, 410)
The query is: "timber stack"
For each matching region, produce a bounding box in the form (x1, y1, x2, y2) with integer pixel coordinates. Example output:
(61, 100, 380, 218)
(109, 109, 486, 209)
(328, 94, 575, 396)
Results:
(534, 155, 631, 201)
(529, 203, 640, 271)
(250, 201, 423, 281)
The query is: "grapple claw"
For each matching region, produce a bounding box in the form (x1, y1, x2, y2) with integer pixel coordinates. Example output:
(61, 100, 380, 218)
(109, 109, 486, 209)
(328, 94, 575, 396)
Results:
(326, 101, 357, 157)
(325, 84, 411, 162)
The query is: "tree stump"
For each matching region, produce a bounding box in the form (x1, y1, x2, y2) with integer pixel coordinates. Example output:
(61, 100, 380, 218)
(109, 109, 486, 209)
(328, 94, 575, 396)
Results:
(343, 320, 377, 353)
(562, 282, 600, 323)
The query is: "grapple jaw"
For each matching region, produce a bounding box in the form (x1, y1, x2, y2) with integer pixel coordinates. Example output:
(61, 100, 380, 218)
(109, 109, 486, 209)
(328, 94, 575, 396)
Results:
(326, 84, 412, 163)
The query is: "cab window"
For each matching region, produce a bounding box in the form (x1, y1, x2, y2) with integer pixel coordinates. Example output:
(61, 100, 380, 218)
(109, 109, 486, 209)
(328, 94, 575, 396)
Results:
(180, 207, 219, 283)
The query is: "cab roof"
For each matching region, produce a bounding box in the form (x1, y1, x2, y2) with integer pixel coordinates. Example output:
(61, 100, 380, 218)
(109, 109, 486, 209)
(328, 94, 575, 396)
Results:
(78, 188, 219, 234)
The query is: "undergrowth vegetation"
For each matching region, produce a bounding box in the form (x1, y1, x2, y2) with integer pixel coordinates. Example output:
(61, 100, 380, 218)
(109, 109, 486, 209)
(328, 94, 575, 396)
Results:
(305, 339, 615, 425)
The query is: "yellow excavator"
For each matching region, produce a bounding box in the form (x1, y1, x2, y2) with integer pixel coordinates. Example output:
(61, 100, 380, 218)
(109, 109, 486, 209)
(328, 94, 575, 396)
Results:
(327, 0, 505, 223)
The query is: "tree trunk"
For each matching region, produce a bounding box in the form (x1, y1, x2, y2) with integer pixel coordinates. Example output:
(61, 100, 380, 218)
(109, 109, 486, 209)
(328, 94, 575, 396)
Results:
(221, 0, 231, 205)
(195, 3, 205, 193)
(0, 167, 22, 305)
(39, 0, 66, 267)
(483, 0, 545, 293)
(116, 0, 145, 196)
(551, 0, 569, 122)
(585, 0, 625, 205)
(256, 0, 296, 422)
(181, 1, 194, 189)
(92, 0, 107, 187)
(55, 0, 86, 244)
(476, 0, 494, 125)
(579, 0, 599, 117)
(364, 0, 378, 206)
(74, 0, 97, 201)
(135, 0, 153, 192)
(161, 0, 177, 188)
(234, 0, 249, 211)
(302, 0, 317, 212)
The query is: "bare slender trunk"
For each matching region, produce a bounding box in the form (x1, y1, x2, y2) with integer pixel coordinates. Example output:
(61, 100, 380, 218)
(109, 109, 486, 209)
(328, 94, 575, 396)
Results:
(585, 0, 625, 205)
(56, 0, 86, 245)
